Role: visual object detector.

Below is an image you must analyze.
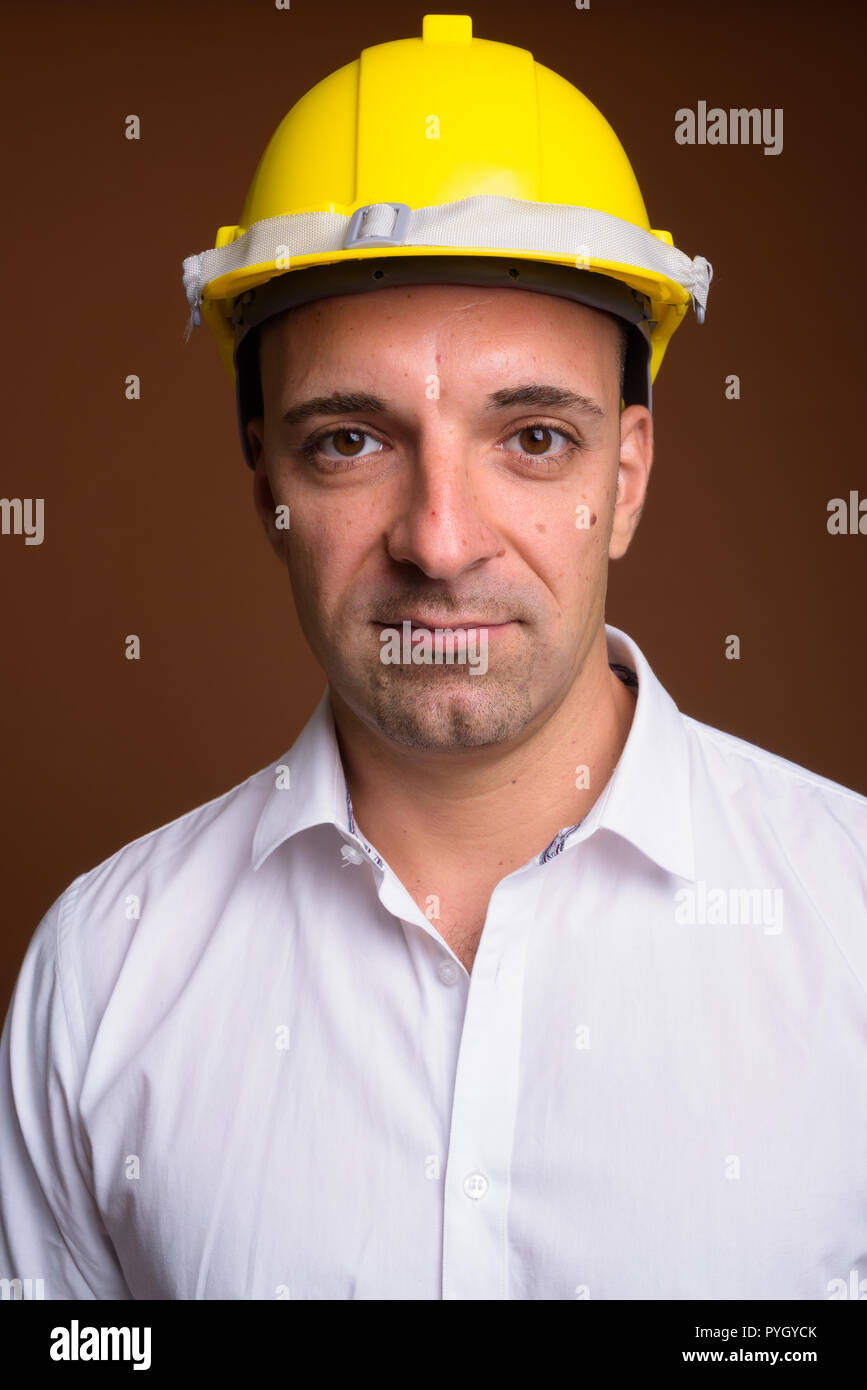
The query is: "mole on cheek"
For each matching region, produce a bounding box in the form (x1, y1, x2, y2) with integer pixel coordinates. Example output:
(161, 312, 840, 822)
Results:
(590, 512, 597, 526)
(535, 523, 546, 534)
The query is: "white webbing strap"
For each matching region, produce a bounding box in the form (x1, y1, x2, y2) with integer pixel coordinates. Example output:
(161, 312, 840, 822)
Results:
(182, 193, 713, 331)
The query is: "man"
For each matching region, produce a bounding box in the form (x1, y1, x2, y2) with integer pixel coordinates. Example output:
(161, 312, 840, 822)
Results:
(1, 14, 865, 1301)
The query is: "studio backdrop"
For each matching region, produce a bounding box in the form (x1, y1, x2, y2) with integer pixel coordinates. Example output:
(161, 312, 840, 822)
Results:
(2, 0, 865, 1011)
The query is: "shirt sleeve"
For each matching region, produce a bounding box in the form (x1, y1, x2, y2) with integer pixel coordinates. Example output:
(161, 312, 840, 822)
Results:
(0, 887, 133, 1299)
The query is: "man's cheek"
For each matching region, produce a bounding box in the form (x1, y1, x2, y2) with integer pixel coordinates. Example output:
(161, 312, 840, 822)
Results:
(287, 540, 324, 594)
(573, 500, 599, 533)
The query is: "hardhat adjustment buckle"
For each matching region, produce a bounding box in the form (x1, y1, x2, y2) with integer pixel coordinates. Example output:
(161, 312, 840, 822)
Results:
(344, 202, 411, 249)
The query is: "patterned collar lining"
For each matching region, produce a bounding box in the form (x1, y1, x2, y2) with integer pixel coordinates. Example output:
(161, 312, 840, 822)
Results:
(345, 662, 639, 869)
(344, 787, 384, 870)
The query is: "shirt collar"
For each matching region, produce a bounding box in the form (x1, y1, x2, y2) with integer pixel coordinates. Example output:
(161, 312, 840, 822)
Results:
(584, 624, 696, 882)
(251, 685, 349, 872)
(251, 623, 696, 883)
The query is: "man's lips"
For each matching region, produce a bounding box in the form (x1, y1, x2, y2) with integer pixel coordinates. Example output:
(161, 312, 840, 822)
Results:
(375, 618, 516, 630)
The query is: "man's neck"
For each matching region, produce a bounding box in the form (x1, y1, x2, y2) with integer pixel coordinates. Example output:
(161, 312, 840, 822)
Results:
(329, 629, 637, 880)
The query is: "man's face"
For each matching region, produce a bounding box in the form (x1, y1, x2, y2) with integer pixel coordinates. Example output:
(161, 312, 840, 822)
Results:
(247, 284, 652, 751)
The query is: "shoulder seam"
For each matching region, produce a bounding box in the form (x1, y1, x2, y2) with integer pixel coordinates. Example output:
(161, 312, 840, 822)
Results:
(54, 876, 89, 1094)
(73, 760, 279, 885)
(682, 716, 867, 807)
(764, 822, 867, 1007)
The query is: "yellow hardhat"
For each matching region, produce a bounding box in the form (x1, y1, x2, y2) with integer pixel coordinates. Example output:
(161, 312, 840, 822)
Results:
(182, 13, 712, 468)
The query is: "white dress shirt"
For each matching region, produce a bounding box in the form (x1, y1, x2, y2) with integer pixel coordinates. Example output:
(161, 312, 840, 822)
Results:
(2, 623, 866, 1301)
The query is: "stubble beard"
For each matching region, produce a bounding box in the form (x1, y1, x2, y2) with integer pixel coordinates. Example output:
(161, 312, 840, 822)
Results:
(359, 660, 535, 750)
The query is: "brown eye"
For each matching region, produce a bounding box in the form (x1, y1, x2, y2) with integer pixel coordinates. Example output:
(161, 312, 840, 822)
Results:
(332, 429, 366, 456)
(502, 423, 578, 467)
(302, 428, 385, 468)
(519, 426, 554, 455)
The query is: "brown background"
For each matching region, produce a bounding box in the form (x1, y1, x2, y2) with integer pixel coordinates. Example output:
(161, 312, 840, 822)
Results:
(2, 0, 865, 1012)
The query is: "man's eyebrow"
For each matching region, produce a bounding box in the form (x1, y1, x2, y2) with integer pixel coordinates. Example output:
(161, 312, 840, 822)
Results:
(484, 384, 606, 420)
(280, 384, 606, 427)
(281, 392, 388, 426)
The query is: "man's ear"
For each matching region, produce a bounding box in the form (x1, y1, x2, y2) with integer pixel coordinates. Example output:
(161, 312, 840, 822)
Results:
(608, 404, 653, 561)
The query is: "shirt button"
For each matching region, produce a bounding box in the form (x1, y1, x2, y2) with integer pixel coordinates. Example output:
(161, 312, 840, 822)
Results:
(437, 960, 459, 985)
(463, 1171, 489, 1200)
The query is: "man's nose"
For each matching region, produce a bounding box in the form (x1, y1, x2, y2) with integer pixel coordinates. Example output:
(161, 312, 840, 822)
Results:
(384, 436, 504, 581)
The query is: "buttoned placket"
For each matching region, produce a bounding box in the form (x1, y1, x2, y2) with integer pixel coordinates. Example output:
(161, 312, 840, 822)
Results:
(337, 806, 597, 1300)
(439, 861, 546, 1299)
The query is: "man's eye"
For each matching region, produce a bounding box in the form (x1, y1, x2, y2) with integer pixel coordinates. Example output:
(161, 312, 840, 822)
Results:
(300, 421, 580, 471)
(302, 428, 384, 466)
(502, 424, 579, 464)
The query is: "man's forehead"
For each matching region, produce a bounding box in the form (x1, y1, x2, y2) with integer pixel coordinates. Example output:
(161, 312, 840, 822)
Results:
(260, 281, 617, 346)
(257, 284, 620, 401)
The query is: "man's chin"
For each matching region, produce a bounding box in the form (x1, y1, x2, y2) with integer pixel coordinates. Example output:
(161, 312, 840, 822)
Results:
(359, 670, 534, 751)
